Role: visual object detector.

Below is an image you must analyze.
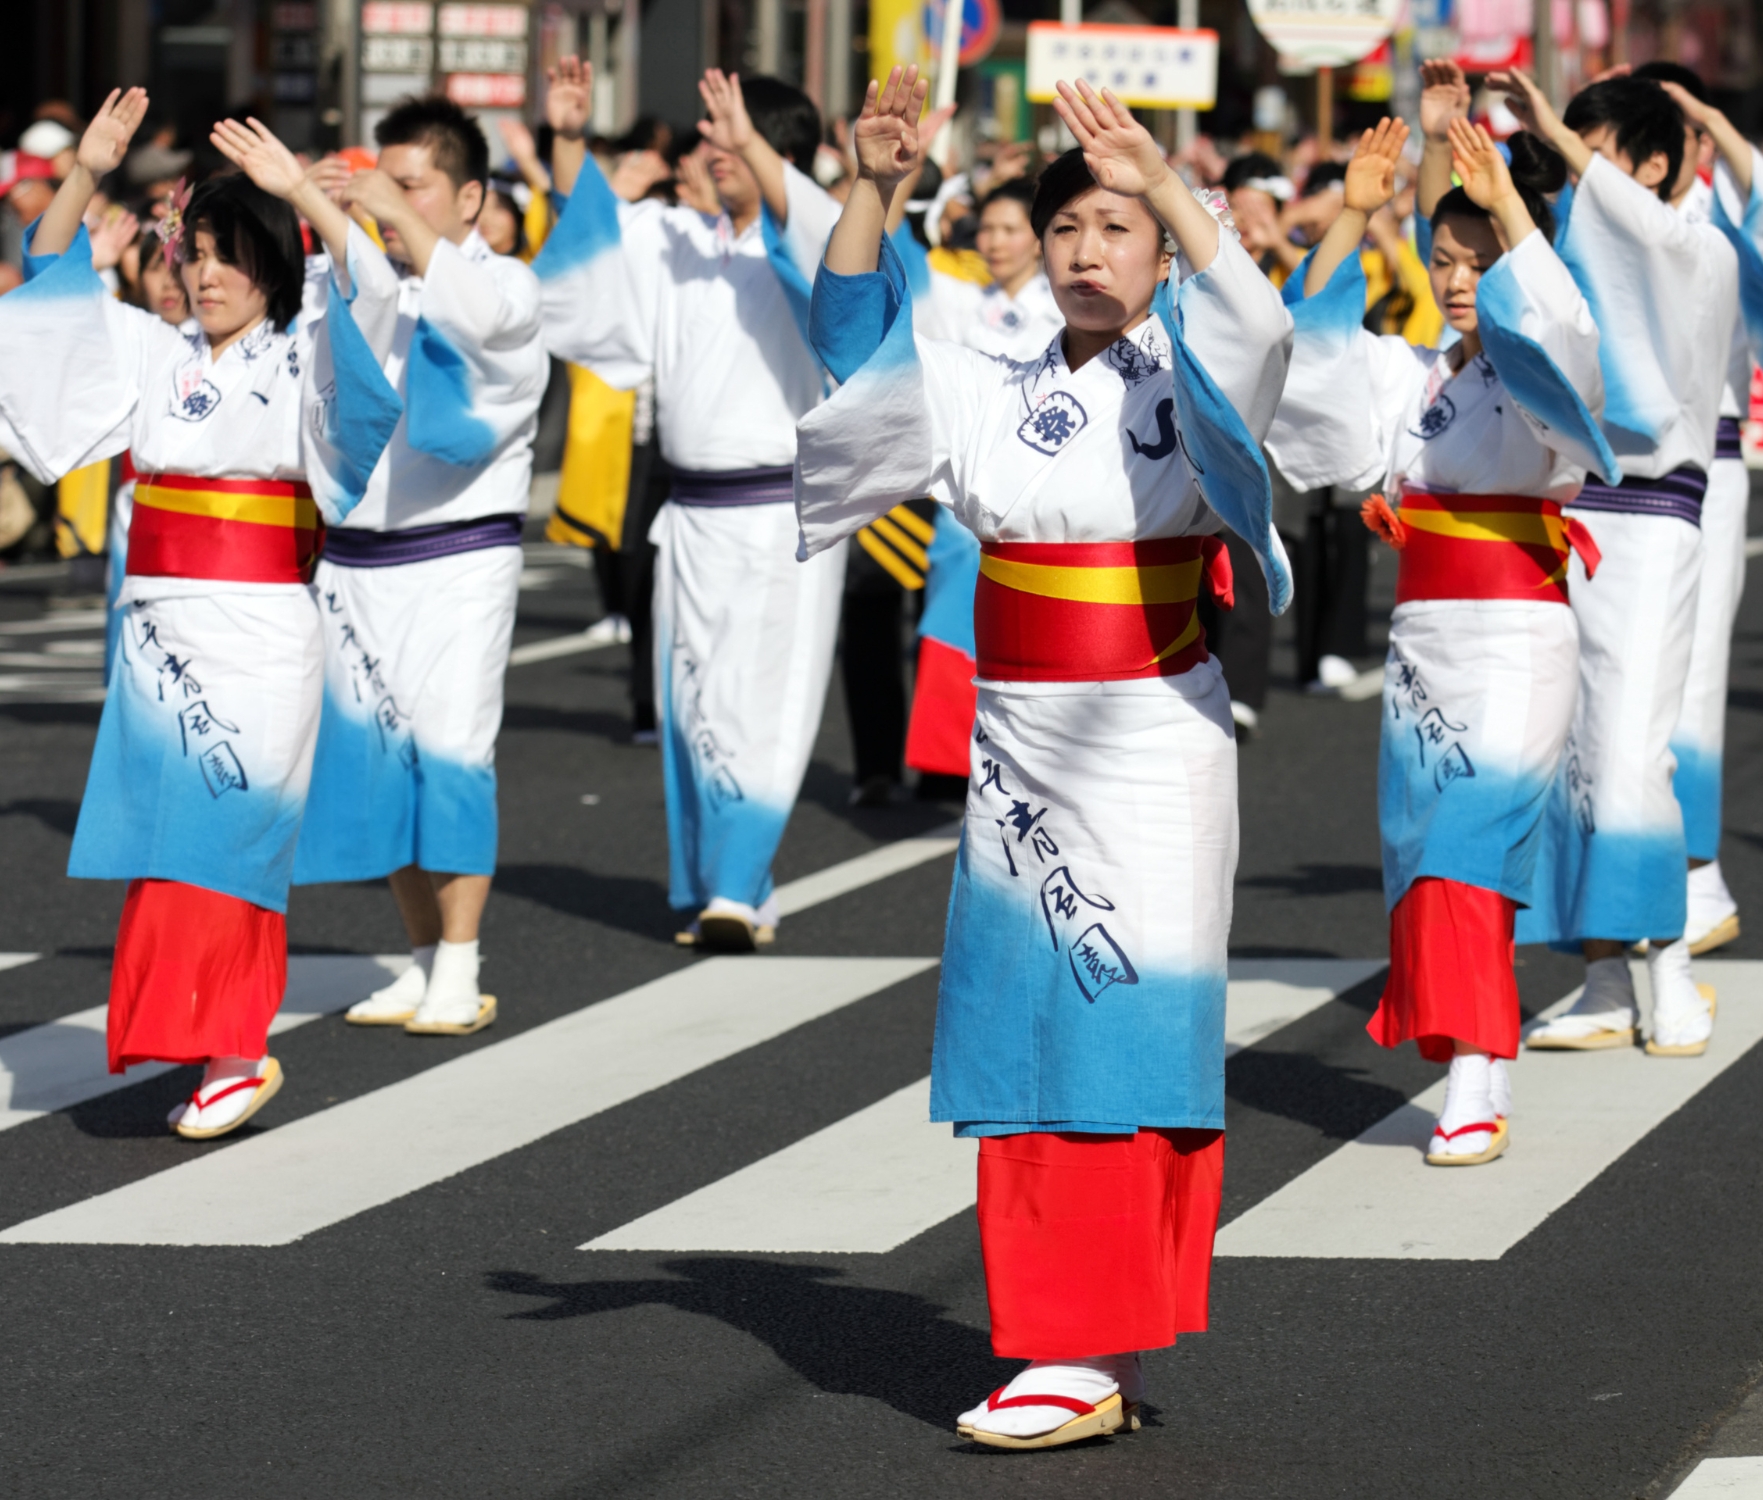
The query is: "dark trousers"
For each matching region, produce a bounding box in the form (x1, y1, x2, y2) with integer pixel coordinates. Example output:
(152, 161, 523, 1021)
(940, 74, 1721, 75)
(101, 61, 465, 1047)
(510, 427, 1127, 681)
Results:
(1292, 490, 1370, 686)
(604, 437, 669, 728)
(841, 546, 911, 786)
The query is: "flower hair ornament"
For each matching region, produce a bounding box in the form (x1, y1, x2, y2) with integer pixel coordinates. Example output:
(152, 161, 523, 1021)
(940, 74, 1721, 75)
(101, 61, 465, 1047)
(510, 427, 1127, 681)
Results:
(154, 177, 193, 264)
(1190, 184, 1239, 243)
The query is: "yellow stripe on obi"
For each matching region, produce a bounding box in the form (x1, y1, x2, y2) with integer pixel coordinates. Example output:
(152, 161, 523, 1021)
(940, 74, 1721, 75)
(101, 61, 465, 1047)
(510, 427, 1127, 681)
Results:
(1398, 507, 1569, 551)
(134, 481, 318, 529)
(977, 551, 1204, 606)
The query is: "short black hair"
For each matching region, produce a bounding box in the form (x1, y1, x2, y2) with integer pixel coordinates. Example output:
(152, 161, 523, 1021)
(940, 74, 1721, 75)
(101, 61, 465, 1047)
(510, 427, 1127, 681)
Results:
(1221, 151, 1284, 194)
(1030, 148, 1097, 238)
(980, 175, 1038, 218)
(734, 77, 821, 168)
(1633, 60, 1707, 103)
(1303, 161, 1347, 195)
(1562, 76, 1684, 201)
(1431, 130, 1566, 247)
(183, 174, 305, 330)
(375, 94, 490, 189)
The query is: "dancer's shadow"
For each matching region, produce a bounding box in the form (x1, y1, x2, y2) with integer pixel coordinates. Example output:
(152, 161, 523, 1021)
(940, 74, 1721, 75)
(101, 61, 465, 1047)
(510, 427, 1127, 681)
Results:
(488, 1257, 1002, 1429)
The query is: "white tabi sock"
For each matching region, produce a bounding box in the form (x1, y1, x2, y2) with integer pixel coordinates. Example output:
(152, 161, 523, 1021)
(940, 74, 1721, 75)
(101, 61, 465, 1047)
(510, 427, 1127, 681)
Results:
(1687, 861, 1738, 938)
(1430, 1053, 1496, 1158)
(413, 939, 481, 1025)
(1530, 956, 1637, 1043)
(1647, 937, 1713, 1049)
(1490, 1056, 1511, 1120)
(169, 1054, 271, 1130)
(348, 946, 434, 1020)
(958, 1355, 1130, 1439)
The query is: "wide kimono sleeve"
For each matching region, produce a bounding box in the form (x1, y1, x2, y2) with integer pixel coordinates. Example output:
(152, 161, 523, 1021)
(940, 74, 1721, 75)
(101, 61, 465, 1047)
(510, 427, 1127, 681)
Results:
(1161, 232, 1296, 609)
(530, 152, 656, 389)
(1713, 147, 1763, 363)
(1555, 152, 1720, 450)
(0, 222, 180, 484)
(1264, 249, 1431, 497)
(300, 222, 405, 524)
(1475, 228, 1619, 481)
(400, 241, 548, 467)
(793, 234, 996, 559)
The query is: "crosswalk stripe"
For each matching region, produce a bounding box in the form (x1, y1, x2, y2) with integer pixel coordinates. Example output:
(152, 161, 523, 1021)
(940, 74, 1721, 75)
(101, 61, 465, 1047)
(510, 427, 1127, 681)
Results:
(0, 953, 41, 974)
(1669, 1457, 1763, 1495)
(584, 959, 1385, 1255)
(772, 823, 963, 918)
(1215, 959, 1763, 1261)
(0, 956, 934, 1247)
(0, 956, 407, 1133)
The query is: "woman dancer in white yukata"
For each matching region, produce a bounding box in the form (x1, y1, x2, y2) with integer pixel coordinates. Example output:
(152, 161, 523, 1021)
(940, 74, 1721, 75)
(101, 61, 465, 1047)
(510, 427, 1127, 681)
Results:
(795, 68, 1292, 1449)
(1267, 117, 1613, 1166)
(0, 89, 400, 1141)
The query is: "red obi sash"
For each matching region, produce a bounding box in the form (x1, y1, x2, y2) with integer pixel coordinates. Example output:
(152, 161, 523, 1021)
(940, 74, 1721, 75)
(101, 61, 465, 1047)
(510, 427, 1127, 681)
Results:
(128, 473, 322, 584)
(1372, 491, 1601, 607)
(974, 536, 1227, 682)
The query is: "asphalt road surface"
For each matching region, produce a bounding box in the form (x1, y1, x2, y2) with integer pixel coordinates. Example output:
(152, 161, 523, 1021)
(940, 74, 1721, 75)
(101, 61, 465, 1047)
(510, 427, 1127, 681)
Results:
(4, 513, 1763, 1500)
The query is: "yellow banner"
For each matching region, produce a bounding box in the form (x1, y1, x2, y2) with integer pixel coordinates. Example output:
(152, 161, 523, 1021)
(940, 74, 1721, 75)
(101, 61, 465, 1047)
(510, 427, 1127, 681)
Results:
(868, 0, 924, 90)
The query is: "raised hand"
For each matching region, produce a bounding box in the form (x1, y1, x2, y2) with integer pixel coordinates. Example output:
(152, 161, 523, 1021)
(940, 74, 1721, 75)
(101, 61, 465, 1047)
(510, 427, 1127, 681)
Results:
(305, 154, 353, 204)
(547, 55, 593, 141)
(697, 69, 755, 156)
(338, 167, 410, 227)
(1486, 68, 1548, 140)
(675, 144, 721, 215)
(852, 66, 933, 194)
(609, 148, 672, 203)
(1343, 115, 1411, 214)
(210, 117, 308, 200)
(1446, 117, 1514, 210)
(78, 88, 150, 179)
(87, 208, 140, 272)
(1052, 80, 1168, 200)
(1418, 60, 1470, 143)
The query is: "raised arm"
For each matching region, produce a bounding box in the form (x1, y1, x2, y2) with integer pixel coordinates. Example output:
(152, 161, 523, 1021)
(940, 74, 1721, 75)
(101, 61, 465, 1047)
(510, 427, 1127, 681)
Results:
(210, 116, 361, 269)
(825, 66, 933, 276)
(35, 88, 149, 257)
(698, 70, 789, 225)
(1417, 61, 1470, 219)
(1487, 69, 1595, 180)
(1304, 116, 1410, 297)
(546, 55, 593, 199)
(1659, 80, 1753, 198)
(1053, 80, 1222, 273)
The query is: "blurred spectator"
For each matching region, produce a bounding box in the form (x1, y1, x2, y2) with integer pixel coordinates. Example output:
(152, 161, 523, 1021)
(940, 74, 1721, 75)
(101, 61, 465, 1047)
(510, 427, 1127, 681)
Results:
(124, 144, 193, 218)
(1222, 151, 1301, 285)
(1, 152, 58, 269)
(18, 121, 76, 180)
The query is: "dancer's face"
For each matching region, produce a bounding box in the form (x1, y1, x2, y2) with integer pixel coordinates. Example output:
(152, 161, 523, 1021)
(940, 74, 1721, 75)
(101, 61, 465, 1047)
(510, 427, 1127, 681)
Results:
(1042, 186, 1172, 336)
(142, 244, 189, 325)
(376, 141, 485, 259)
(976, 198, 1040, 292)
(1428, 214, 1500, 335)
(705, 144, 760, 223)
(181, 228, 269, 344)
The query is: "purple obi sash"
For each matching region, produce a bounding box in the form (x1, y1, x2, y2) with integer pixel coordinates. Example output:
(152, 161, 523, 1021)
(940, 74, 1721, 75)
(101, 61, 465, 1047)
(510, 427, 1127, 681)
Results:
(321, 513, 525, 568)
(1569, 464, 1708, 528)
(1715, 416, 1743, 462)
(669, 466, 795, 507)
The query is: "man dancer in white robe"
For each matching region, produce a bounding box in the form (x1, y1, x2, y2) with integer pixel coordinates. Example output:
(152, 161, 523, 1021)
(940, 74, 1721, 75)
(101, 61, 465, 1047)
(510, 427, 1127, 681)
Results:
(294, 96, 548, 1032)
(533, 59, 845, 951)
(1500, 71, 1740, 1056)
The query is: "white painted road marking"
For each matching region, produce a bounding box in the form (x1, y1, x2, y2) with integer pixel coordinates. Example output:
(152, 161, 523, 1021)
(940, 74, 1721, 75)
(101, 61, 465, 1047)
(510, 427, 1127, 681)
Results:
(1216, 960, 1763, 1261)
(584, 960, 1385, 1255)
(1669, 1457, 1763, 1495)
(0, 955, 408, 1133)
(772, 823, 963, 918)
(0, 957, 934, 1246)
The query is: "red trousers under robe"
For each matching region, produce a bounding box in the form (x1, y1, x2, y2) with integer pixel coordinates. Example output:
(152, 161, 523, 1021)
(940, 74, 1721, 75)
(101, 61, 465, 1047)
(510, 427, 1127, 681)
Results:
(977, 1127, 1225, 1359)
(107, 878, 287, 1073)
(1367, 876, 1520, 1063)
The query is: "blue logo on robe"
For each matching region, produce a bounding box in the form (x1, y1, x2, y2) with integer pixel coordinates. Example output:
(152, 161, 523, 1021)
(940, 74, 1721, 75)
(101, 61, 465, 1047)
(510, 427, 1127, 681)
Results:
(1039, 865, 1140, 1003)
(1410, 394, 1456, 440)
(199, 742, 248, 797)
(172, 378, 223, 422)
(1128, 397, 1181, 461)
(1017, 392, 1087, 455)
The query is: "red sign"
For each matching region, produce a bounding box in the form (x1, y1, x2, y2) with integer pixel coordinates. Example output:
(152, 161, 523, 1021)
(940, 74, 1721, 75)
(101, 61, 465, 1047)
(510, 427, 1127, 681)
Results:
(438, 3, 528, 36)
(362, 2, 433, 34)
(445, 72, 527, 106)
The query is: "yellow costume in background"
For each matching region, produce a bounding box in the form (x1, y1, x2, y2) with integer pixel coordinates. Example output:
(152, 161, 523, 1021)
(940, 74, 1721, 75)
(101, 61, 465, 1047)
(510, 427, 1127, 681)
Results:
(57, 458, 110, 560)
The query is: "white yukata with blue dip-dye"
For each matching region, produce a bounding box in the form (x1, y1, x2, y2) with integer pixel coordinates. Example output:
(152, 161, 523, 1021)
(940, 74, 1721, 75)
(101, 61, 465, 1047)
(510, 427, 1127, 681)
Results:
(1267, 232, 1611, 918)
(0, 223, 400, 912)
(1668, 153, 1763, 864)
(1517, 155, 1739, 945)
(795, 227, 1292, 1136)
(534, 154, 847, 925)
(295, 231, 546, 885)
